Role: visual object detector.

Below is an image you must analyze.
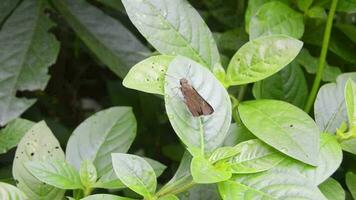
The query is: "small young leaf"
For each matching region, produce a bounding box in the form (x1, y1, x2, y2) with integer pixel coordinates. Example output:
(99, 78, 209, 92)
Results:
(112, 153, 156, 198)
(227, 35, 303, 85)
(123, 55, 174, 95)
(238, 100, 319, 166)
(249, 1, 304, 39)
(121, 0, 220, 70)
(164, 56, 231, 156)
(209, 146, 241, 164)
(345, 79, 356, 128)
(66, 107, 136, 176)
(25, 160, 83, 190)
(191, 156, 231, 184)
(13, 121, 65, 200)
(346, 171, 356, 199)
(319, 178, 345, 200)
(80, 160, 97, 188)
(81, 194, 135, 200)
(341, 138, 356, 155)
(0, 182, 27, 200)
(0, 118, 34, 154)
(228, 139, 285, 174)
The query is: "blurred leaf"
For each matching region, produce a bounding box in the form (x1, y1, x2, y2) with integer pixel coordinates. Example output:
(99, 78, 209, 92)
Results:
(227, 35, 303, 85)
(0, 0, 20, 24)
(66, 107, 136, 176)
(296, 48, 341, 82)
(298, 0, 314, 11)
(123, 55, 174, 95)
(253, 61, 308, 108)
(203, 0, 240, 27)
(319, 178, 345, 200)
(81, 194, 135, 200)
(25, 160, 83, 190)
(345, 79, 356, 127)
(0, 0, 60, 125)
(306, 6, 327, 19)
(13, 121, 65, 200)
(112, 153, 156, 198)
(158, 194, 179, 200)
(249, 1, 304, 40)
(52, 0, 149, 78)
(346, 171, 356, 199)
(179, 184, 219, 200)
(95, 0, 124, 12)
(213, 29, 248, 55)
(314, 73, 356, 133)
(121, 0, 220, 70)
(239, 100, 320, 166)
(336, 23, 356, 43)
(0, 118, 34, 154)
(0, 182, 27, 200)
(164, 56, 231, 156)
(191, 156, 231, 184)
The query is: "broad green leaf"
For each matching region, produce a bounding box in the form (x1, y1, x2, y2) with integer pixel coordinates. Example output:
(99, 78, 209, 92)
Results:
(0, 182, 27, 200)
(314, 73, 356, 133)
(0, 0, 60, 126)
(52, 0, 149, 79)
(252, 61, 308, 108)
(298, 0, 314, 11)
(112, 153, 156, 198)
(341, 138, 356, 155)
(346, 171, 356, 199)
(66, 107, 136, 176)
(319, 178, 345, 200)
(144, 158, 167, 177)
(25, 160, 83, 190)
(80, 160, 97, 188)
(0, 119, 34, 154)
(219, 174, 327, 200)
(179, 184, 219, 200)
(269, 133, 342, 185)
(345, 79, 356, 127)
(121, 0, 220, 70)
(336, 23, 356, 43)
(13, 121, 65, 200)
(123, 55, 174, 95)
(296, 48, 341, 82)
(222, 123, 255, 147)
(227, 35, 303, 85)
(159, 194, 179, 200)
(209, 146, 241, 164)
(239, 100, 319, 166)
(81, 194, 135, 200)
(0, 0, 20, 24)
(228, 139, 285, 174)
(249, 1, 304, 40)
(191, 156, 231, 184)
(164, 56, 231, 156)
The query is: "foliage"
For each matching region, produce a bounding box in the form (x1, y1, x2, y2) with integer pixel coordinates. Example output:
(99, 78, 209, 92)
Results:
(0, 0, 356, 199)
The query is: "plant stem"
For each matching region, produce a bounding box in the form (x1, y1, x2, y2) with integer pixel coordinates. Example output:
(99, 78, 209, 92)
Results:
(304, 0, 339, 113)
(156, 180, 195, 198)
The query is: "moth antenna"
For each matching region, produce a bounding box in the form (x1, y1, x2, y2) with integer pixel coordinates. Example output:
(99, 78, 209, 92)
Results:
(164, 72, 180, 81)
(185, 64, 192, 79)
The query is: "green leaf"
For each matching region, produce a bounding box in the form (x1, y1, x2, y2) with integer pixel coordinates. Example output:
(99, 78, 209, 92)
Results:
(144, 158, 167, 177)
(346, 171, 356, 199)
(213, 29, 248, 54)
(203, 0, 240, 27)
(164, 56, 231, 156)
(0, 0, 60, 126)
(0, 0, 20, 23)
(208, 146, 241, 164)
(252, 61, 308, 108)
(0, 182, 27, 200)
(66, 107, 136, 176)
(12, 121, 65, 200)
(112, 153, 157, 198)
(337, 0, 356, 13)
(0, 118, 34, 154)
(52, 0, 149, 79)
(227, 35, 303, 85)
(80, 160, 97, 188)
(222, 123, 256, 147)
(238, 100, 320, 166)
(249, 1, 304, 40)
(121, 0, 220, 70)
(340, 138, 356, 155)
(81, 194, 135, 200)
(336, 23, 356, 43)
(158, 194, 179, 200)
(314, 73, 356, 133)
(93, 169, 125, 189)
(25, 160, 83, 190)
(345, 79, 356, 128)
(228, 139, 285, 174)
(219, 175, 327, 200)
(306, 6, 327, 19)
(123, 55, 174, 95)
(191, 156, 231, 184)
(296, 48, 341, 82)
(298, 0, 314, 11)
(269, 133, 342, 185)
(319, 178, 345, 200)
(179, 184, 219, 200)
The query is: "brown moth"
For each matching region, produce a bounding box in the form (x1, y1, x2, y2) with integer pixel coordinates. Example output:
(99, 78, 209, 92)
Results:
(179, 78, 214, 117)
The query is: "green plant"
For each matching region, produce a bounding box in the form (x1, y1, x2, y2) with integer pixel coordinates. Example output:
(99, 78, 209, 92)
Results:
(0, 0, 356, 199)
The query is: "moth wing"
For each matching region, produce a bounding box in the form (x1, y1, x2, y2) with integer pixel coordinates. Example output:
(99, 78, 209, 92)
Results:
(191, 88, 214, 116)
